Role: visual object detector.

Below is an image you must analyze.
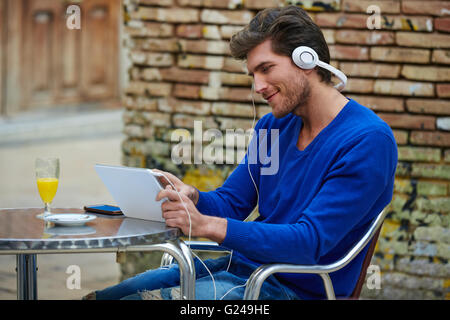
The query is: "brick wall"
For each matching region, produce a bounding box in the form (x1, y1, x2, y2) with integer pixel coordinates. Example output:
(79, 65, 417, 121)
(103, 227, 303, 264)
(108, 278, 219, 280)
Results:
(121, 0, 450, 299)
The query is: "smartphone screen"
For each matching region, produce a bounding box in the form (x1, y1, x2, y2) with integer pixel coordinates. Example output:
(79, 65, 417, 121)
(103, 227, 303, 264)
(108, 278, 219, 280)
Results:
(84, 204, 123, 215)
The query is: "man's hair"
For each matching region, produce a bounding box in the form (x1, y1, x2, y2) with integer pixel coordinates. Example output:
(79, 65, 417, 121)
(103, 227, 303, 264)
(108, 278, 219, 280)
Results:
(230, 6, 332, 84)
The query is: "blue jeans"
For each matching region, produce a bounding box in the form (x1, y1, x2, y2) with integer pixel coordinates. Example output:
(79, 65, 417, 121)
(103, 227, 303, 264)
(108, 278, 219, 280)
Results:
(94, 254, 299, 300)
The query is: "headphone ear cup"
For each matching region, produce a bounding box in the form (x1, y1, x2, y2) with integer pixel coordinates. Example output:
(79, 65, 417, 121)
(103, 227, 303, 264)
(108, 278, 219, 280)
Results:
(292, 46, 318, 70)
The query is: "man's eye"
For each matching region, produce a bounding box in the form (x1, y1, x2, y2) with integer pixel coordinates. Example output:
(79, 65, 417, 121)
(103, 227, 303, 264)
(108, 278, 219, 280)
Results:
(262, 65, 272, 73)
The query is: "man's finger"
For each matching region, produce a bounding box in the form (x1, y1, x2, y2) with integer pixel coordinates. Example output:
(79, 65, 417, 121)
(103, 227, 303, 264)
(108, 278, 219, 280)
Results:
(161, 199, 184, 212)
(156, 187, 179, 201)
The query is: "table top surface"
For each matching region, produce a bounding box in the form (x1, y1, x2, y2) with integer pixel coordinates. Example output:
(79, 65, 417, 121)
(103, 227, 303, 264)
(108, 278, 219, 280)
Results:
(0, 208, 180, 252)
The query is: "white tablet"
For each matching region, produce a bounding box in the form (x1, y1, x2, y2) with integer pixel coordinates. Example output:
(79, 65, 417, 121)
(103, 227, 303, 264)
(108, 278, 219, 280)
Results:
(94, 164, 166, 222)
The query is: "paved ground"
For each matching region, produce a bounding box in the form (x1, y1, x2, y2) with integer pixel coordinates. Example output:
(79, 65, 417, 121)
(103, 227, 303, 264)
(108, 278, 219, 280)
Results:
(0, 107, 125, 299)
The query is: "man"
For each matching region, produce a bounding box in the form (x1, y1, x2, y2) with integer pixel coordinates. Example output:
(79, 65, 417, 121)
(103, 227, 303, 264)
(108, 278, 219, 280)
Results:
(85, 6, 397, 300)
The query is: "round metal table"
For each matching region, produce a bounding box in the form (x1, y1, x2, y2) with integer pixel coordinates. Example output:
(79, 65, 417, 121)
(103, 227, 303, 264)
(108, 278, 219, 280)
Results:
(0, 208, 196, 300)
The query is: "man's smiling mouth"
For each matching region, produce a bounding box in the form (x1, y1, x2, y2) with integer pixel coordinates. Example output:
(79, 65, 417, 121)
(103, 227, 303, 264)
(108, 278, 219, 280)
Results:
(265, 91, 279, 101)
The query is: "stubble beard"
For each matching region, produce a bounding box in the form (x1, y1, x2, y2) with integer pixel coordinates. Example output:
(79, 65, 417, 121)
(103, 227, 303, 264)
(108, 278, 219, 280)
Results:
(272, 75, 311, 118)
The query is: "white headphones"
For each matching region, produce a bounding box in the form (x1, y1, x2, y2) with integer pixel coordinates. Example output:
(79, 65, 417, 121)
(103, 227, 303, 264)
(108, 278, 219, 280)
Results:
(292, 46, 347, 91)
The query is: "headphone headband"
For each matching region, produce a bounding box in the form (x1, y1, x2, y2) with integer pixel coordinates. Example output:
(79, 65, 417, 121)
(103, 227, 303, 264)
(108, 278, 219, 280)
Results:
(291, 46, 347, 91)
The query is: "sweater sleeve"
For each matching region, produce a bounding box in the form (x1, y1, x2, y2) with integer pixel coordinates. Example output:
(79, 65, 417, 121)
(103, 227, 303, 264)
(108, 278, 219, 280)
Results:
(221, 131, 398, 265)
(195, 116, 268, 220)
(195, 161, 259, 221)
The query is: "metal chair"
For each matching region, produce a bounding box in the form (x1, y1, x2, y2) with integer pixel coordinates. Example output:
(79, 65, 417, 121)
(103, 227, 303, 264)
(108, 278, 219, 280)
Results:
(161, 208, 387, 300)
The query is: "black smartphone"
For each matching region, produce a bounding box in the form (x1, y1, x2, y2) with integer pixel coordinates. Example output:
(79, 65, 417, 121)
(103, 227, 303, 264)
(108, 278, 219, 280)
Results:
(84, 204, 123, 216)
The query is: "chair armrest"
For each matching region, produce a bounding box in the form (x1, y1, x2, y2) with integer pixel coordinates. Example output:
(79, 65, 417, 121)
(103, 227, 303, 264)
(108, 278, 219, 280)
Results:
(184, 240, 231, 252)
(244, 263, 337, 300)
(243, 208, 388, 300)
(160, 240, 231, 267)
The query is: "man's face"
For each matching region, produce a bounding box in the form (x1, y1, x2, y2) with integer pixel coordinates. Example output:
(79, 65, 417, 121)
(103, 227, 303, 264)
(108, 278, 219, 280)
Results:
(247, 40, 311, 118)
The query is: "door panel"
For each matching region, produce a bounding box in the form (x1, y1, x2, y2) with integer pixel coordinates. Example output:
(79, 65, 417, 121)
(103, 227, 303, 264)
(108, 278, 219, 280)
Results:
(27, 7, 57, 106)
(0, 0, 4, 114)
(82, 0, 119, 99)
(2, 0, 120, 115)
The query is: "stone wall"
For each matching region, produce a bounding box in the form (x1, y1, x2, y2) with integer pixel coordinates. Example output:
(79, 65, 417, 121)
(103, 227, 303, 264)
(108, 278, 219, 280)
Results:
(120, 0, 450, 299)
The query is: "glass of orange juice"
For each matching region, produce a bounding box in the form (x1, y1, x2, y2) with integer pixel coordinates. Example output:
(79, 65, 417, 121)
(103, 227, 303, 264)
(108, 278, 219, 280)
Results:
(35, 157, 60, 219)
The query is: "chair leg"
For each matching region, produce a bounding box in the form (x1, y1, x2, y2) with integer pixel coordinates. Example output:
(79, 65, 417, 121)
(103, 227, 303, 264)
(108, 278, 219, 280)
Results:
(319, 273, 336, 300)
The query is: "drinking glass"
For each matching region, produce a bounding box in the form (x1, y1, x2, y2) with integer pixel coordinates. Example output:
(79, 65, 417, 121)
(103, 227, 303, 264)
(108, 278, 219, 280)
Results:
(35, 157, 60, 219)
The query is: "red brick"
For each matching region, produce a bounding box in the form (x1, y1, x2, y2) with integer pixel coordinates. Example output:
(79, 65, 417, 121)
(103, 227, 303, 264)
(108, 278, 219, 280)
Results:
(314, 13, 367, 29)
(401, 65, 450, 82)
(177, 0, 202, 6)
(377, 113, 436, 130)
(158, 98, 211, 115)
(178, 39, 230, 54)
(437, 84, 450, 98)
(172, 114, 218, 129)
(139, 0, 173, 6)
(339, 62, 400, 78)
(174, 84, 200, 99)
(128, 38, 179, 52)
(396, 32, 450, 48)
(407, 99, 450, 115)
(211, 102, 254, 118)
(177, 54, 246, 73)
(201, 9, 253, 25)
(178, 0, 244, 10)
(343, 79, 374, 94)
(392, 130, 409, 145)
(131, 7, 199, 23)
(374, 80, 434, 97)
(402, 1, 450, 17)
(411, 131, 450, 147)
(202, 25, 221, 39)
(125, 22, 173, 38)
(435, 17, 450, 33)
(125, 82, 172, 97)
(382, 16, 434, 32)
(159, 67, 210, 84)
(370, 47, 430, 63)
(202, 0, 245, 9)
(294, 0, 341, 12)
(124, 96, 159, 112)
(348, 95, 405, 112)
(218, 72, 252, 87)
(199, 86, 264, 103)
(130, 51, 174, 66)
(329, 45, 369, 60)
(335, 30, 395, 45)
(176, 25, 203, 38)
(216, 117, 255, 130)
(343, 0, 400, 14)
(245, 0, 283, 9)
(432, 49, 450, 64)
(220, 25, 245, 39)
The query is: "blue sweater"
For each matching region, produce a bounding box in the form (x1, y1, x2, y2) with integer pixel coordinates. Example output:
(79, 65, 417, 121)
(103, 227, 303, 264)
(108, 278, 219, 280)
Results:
(196, 99, 398, 299)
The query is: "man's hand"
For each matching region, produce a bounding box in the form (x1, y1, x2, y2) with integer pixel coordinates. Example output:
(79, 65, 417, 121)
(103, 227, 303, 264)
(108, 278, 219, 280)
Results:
(156, 185, 227, 243)
(152, 169, 199, 205)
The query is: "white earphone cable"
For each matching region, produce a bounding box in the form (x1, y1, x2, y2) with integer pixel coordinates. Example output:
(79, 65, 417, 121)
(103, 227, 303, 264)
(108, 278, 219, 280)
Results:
(156, 85, 259, 300)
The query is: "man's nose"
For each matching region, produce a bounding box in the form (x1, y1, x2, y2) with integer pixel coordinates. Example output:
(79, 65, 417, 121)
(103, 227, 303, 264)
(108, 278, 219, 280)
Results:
(253, 75, 268, 94)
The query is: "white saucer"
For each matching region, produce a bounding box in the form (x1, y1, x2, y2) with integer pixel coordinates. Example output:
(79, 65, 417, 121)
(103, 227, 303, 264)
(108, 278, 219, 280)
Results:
(44, 213, 96, 227)
(45, 226, 96, 236)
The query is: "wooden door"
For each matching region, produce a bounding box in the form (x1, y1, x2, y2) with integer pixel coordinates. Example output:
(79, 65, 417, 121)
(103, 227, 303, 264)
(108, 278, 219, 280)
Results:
(1, 0, 120, 115)
(0, 0, 4, 115)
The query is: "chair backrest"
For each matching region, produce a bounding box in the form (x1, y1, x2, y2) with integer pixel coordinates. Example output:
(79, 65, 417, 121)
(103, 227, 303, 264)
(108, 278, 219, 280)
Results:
(349, 227, 382, 299)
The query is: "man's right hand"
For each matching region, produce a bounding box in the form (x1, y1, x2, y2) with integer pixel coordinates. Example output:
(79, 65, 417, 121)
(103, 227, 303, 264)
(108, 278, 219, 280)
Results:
(152, 169, 199, 205)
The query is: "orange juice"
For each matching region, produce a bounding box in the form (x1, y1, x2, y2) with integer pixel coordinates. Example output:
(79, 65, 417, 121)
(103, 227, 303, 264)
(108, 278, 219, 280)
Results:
(37, 178, 59, 203)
